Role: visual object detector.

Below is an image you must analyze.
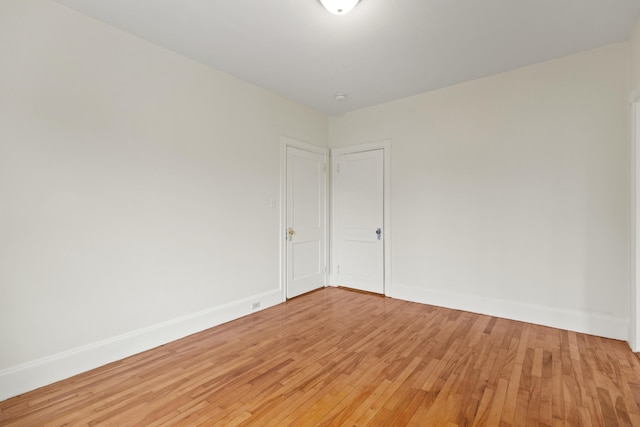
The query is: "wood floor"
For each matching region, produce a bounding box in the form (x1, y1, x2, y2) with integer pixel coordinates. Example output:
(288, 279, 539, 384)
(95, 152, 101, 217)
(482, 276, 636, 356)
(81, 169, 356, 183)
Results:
(2, 288, 640, 426)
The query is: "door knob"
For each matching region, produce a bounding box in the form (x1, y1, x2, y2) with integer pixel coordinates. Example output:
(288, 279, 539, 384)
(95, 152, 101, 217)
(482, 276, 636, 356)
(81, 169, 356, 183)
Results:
(288, 227, 295, 241)
(376, 228, 382, 240)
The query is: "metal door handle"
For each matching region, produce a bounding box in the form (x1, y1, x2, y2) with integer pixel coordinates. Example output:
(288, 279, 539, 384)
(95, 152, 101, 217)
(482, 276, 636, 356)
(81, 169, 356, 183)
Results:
(288, 227, 295, 241)
(376, 228, 381, 240)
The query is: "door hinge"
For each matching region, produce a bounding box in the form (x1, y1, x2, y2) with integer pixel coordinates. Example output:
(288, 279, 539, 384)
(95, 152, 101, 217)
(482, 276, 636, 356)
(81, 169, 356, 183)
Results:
(337, 265, 340, 274)
(337, 163, 341, 173)
(323, 163, 327, 173)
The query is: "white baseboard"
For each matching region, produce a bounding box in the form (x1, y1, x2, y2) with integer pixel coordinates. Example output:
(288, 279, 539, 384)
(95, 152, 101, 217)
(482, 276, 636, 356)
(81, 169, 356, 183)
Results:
(0, 289, 283, 402)
(387, 283, 628, 341)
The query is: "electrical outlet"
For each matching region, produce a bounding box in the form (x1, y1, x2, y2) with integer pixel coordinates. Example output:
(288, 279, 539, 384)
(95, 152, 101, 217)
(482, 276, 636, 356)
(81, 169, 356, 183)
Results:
(251, 302, 260, 310)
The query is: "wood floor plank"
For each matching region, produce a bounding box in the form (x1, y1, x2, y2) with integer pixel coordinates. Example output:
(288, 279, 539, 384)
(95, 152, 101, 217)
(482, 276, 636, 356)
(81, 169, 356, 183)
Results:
(2, 287, 640, 426)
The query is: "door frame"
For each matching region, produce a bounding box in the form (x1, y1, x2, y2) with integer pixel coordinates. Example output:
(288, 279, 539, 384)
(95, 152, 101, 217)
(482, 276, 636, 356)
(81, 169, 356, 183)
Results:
(631, 97, 640, 352)
(330, 140, 391, 294)
(280, 137, 329, 301)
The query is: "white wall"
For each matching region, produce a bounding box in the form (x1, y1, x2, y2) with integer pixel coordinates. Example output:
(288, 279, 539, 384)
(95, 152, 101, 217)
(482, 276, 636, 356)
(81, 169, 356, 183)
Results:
(631, 18, 640, 97)
(0, 0, 326, 400)
(330, 43, 630, 340)
(629, 16, 640, 351)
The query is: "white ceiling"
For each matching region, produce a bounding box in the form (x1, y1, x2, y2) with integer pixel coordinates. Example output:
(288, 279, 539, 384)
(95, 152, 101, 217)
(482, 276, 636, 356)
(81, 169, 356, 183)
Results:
(53, 0, 640, 115)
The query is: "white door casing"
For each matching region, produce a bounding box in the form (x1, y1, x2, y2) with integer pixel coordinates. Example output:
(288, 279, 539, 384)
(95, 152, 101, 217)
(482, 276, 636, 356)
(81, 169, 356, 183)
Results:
(332, 141, 391, 294)
(631, 100, 640, 352)
(283, 140, 328, 299)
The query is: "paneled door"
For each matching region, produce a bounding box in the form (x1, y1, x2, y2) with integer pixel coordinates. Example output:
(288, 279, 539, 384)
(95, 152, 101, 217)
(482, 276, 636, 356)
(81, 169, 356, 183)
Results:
(334, 149, 384, 294)
(286, 146, 327, 298)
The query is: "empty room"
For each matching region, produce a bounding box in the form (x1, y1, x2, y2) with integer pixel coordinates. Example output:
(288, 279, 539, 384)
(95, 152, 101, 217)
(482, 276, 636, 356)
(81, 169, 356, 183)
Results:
(3, 0, 640, 425)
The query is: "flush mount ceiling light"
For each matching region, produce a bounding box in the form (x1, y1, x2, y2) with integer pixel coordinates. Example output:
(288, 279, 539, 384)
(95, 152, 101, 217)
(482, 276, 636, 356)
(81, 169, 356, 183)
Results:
(319, 0, 360, 15)
(335, 93, 348, 102)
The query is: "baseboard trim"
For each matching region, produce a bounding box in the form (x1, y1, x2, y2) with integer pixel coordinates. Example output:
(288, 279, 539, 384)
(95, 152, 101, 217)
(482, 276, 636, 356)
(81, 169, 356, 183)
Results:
(387, 283, 628, 341)
(0, 289, 283, 402)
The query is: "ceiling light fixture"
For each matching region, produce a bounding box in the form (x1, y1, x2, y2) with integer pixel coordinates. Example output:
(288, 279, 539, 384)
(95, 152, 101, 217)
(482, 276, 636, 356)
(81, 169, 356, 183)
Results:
(320, 0, 360, 15)
(335, 93, 348, 102)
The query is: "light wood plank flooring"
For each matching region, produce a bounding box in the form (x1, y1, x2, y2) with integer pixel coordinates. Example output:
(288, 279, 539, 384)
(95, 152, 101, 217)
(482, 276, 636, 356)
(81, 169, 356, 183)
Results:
(2, 287, 640, 426)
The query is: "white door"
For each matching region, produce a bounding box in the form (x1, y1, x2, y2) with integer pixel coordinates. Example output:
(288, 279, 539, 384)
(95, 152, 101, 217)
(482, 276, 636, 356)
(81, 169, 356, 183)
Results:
(286, 146, 326, 298)
(334, 149, 384, 294)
